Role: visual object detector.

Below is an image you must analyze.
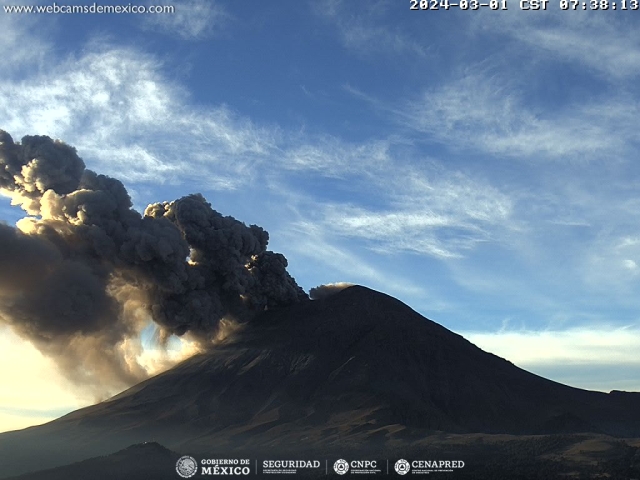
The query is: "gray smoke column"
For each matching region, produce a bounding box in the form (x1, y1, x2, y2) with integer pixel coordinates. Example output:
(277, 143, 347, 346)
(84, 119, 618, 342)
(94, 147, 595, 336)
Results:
(0, 131, 307, 396)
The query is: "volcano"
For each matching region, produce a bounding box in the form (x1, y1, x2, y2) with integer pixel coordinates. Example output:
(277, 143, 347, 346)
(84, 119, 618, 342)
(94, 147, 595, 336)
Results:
(1, 285, 640, 478)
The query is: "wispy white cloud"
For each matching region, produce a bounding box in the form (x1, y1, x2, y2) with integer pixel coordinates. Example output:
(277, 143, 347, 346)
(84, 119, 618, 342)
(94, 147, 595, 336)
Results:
(281, 136, 391, 177)
(581, 232, 640, 300)
(316, 162, 513, 258)
(399, 70, 640, 161)
(338, 22, 427, 58)
(312, 0, 428, 57)
(0, 10, 51, 76)
(0, 47, 278, 188)
(270, 130, 515, 260)
(282, 220, 437, 303)
(141, 0, 230, 40)
(340, 15, 640, 162)
(476, 13, 640, 80)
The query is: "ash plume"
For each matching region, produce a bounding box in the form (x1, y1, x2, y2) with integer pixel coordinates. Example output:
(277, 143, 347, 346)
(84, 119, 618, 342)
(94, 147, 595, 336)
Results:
(0, 131, 307, 396)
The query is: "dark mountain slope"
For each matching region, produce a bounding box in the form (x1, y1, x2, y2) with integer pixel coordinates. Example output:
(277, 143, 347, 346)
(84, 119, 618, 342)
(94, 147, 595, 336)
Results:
(4, 442, 180, 480)
(1, 286, 638, 478)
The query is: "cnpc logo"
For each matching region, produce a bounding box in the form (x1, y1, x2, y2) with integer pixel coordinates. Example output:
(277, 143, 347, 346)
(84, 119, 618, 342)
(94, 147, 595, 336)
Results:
(334, 459, 379, 475)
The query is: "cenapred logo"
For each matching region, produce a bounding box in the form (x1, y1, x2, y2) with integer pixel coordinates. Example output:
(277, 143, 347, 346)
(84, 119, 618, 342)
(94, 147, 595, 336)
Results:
(176, 455, 198, 478)
(334, 458, 350, 475)
(394, 459, 410, 475)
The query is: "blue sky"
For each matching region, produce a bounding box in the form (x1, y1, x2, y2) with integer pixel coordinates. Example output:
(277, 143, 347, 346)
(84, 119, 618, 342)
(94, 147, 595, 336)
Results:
(2, 0, 640, 431)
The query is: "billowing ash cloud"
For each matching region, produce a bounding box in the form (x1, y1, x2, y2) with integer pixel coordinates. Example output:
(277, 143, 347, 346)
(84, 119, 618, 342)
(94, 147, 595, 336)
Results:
(309, 282, 355, 300)
(0, 131, 307, 396)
